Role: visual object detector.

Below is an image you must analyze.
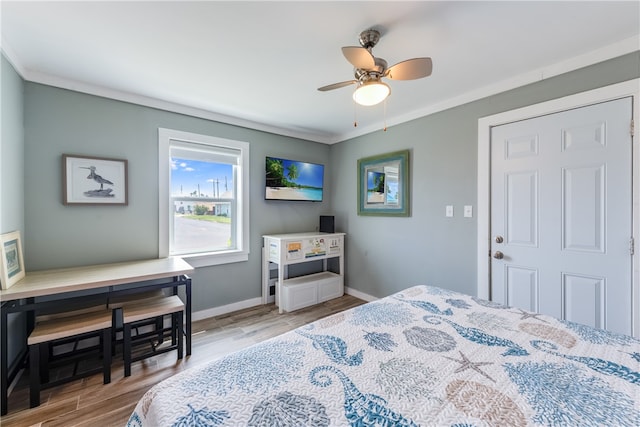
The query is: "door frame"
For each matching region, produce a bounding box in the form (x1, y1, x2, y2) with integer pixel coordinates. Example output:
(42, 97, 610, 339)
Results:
(477, 78, 640, 337)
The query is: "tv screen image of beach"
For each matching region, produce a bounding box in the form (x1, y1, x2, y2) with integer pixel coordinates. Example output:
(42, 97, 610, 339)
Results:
(265, 156, 324, 202)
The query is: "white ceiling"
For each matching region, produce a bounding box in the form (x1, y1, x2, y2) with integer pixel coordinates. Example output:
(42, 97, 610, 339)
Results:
(2, 1, 639, 144)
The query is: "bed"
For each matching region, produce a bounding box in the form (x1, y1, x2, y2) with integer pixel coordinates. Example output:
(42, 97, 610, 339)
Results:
(127, 285, 640, 426)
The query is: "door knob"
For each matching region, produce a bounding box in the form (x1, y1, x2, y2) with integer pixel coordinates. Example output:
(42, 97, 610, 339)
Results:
(495, 235, 504, 243)
(493, 251, 504, 259)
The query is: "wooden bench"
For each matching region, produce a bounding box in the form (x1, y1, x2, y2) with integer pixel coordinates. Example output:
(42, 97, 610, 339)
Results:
(107, 289, 165, 309)
(112, 295, 185, 377)
(28, 307, 112, 408)
(109, 290, 166, 349)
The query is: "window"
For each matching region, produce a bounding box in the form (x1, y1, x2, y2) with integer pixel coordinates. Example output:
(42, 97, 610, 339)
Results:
(159, 128, 249, 267)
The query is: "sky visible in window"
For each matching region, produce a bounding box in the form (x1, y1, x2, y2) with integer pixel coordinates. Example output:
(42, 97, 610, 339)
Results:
(171, 158, 233, 197)
(274, 158, 324, 188)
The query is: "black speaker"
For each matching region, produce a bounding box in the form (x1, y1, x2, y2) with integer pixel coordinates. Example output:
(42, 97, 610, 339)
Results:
(319, 215, 335, 233)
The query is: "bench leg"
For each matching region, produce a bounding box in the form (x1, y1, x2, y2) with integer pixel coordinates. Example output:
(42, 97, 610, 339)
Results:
(170, 313, 177, 346)
(124, 323, 132, 377)
(29, 344, 40, 408)
(102, 328, 112, 384)
(39, 342, 49, 384)
(156, 317, 164, 346)
(177, 311, 184, 360)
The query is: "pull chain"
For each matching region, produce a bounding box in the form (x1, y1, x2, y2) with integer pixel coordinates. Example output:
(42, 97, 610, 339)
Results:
(383, 98, 387, 132)
(353, 94, 358, 127)
(352, 96, 389, 131)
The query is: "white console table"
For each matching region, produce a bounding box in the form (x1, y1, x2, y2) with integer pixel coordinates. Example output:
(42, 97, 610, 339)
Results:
(262, 232, 345, 313)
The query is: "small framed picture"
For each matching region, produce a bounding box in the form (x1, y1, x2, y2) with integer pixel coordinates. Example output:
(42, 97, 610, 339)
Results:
(0, 230, 25, 289)
(357, 149, 410, 216)
(63, 154, 128, 205)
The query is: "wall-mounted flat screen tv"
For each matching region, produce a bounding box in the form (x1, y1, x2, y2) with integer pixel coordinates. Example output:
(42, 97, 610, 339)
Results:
(265, 156, 324, 202)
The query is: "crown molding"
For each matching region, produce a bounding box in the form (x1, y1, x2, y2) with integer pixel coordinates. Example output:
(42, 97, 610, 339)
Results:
(338, 36, 640, 142)
(3, 36, 638, 144)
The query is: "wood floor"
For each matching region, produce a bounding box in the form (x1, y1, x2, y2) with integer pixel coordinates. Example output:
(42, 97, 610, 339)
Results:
(1, 294, 366, 427)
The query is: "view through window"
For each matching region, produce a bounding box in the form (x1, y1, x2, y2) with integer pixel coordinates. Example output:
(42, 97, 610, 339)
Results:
(159, 128, 249, 266)
(170, 156, 234, 255)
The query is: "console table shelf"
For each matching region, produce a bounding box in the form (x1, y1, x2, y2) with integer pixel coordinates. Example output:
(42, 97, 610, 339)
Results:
(262, 232, 345, 313)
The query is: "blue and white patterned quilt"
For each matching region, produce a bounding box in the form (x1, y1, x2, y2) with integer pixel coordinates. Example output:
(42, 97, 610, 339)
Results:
(127, 285, 640, 426)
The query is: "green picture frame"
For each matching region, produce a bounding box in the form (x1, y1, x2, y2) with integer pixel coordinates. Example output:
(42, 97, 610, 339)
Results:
(357, 149, 410, 216)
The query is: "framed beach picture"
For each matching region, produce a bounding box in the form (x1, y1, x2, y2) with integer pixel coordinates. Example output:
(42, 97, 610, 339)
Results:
(63, 154, 128, 205)
(357, 149, 410, 217)
(0, 230, 25, 289)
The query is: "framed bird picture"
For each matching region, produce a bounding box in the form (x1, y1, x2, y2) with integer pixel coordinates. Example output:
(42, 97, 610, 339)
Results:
(62, 154, 128, 205)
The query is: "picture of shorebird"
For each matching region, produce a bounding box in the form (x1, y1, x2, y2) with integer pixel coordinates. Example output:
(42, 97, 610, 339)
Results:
(80, 166, 113, 190)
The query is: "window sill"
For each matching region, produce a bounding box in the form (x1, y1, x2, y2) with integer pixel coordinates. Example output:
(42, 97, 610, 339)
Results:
(176, 250, 249, 268)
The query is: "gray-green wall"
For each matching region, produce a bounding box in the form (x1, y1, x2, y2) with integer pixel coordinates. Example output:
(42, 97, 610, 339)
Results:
(4, 51, 640, 312)
(1, 54, 26, 367)
(1, 55, 24, 239)
(332, 52, 640, 299)
(2, 50, 639, 375)
(22, 84, 332, 311)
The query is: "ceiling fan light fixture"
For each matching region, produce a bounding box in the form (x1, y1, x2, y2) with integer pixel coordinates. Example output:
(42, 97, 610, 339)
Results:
(353, 80, 390, 106)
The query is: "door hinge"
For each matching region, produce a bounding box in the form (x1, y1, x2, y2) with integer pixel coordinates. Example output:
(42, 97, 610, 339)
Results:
(631, 119, 635, 137)
(630, 237, 635, 256)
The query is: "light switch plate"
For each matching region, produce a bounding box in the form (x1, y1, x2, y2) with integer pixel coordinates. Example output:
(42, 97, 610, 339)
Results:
(464, 205, 473, 218)
(446, 205, 454, 217)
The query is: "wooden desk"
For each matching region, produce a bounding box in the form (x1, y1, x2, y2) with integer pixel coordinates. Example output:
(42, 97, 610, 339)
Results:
(0, 257, 194, 415)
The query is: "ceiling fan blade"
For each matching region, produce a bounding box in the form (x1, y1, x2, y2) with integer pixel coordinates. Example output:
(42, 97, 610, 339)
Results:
(317, 80, 357, 92)
(385, 57, 433, 80)
(341, 46, 375, 70)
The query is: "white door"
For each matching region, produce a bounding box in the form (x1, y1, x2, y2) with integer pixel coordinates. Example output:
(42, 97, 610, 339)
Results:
(490, 97, 633, 335)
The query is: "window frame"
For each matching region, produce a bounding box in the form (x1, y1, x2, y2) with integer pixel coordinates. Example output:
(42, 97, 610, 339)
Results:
(158, 128, 250, 267)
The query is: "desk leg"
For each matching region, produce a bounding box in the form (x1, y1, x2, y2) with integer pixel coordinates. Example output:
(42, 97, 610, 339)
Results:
(185, 277, 192, 356)
(1, 304, 7, 415)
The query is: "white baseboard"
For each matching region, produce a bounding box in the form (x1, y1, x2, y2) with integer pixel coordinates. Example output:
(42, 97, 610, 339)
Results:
(345, 286, 377, 302)
(192, 297, 262, 322)
(192, 288, 377, 321)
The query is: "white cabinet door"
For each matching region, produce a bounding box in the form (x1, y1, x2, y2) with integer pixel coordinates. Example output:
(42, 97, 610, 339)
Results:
(490, 97, 633, 335)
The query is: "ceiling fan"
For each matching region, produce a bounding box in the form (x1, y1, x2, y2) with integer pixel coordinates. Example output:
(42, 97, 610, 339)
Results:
(318, 28, 433, 106)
